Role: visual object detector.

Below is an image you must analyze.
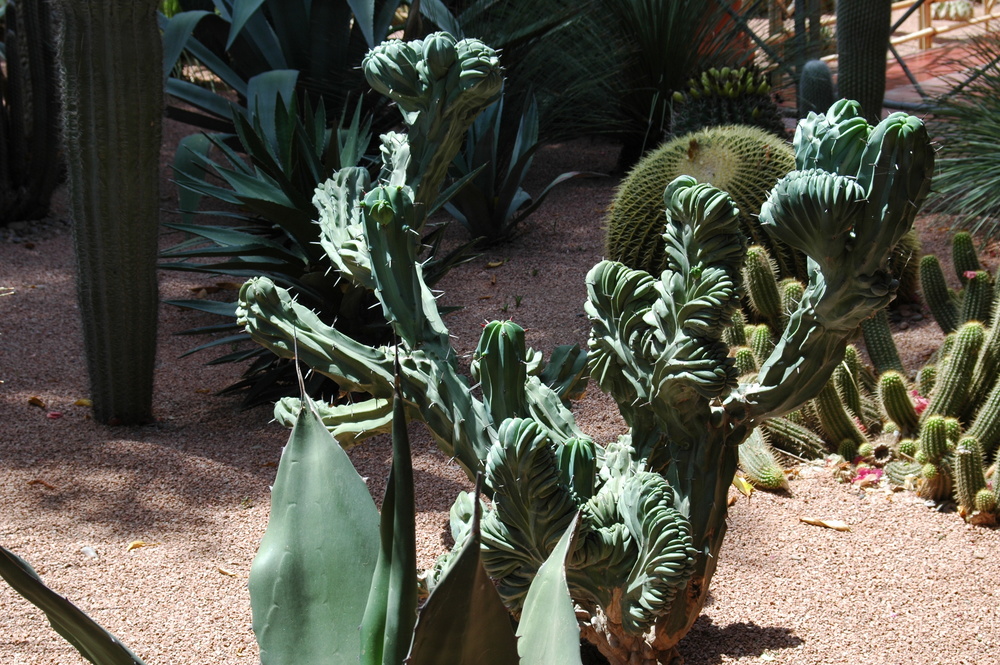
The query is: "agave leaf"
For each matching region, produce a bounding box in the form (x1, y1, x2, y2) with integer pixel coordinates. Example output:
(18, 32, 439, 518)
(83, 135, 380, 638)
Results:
(248, 397, 380, 664)
(408, 483, 520, 665)
(0, 545, 147, 665)
(359, 369, 417, 665)
(171, 133, 214, 223)
(227, 0, 267, 50)
(159, 9, 211, 81)
(516, 511, 584, 665)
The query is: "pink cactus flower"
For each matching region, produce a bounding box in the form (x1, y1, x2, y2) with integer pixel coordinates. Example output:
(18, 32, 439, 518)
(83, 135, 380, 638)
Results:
(910, 389, 929, 414)
(964, 270, 979, 280)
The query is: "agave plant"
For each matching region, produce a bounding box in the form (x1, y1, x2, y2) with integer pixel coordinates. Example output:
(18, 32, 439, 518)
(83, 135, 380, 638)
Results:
(445, 92, 599, 246)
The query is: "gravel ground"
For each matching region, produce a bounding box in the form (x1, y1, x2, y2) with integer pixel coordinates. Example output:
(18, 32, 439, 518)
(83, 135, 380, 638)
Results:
(2, 112, 999, 665)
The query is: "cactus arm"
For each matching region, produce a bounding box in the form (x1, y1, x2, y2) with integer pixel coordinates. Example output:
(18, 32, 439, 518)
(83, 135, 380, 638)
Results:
(238, 277, 396, 395)
(359, 184, 452, 350)
(480, 418, 580, 610)
(740, 112, 934, 420)
(314, 166, 376, 291)
(363, 33, 502, 212)
(272, 396, 394, 448)
(920, 254, 960, 333)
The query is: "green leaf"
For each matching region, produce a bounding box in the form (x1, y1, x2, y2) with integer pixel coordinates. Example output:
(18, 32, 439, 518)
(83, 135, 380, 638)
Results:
(360, 369, 418, 665)
(408, 483, 520, 665)
(516, 511, 584, 665)
(0, 546, 147, 665)
(248, 397, 380, 664)
(160, 10, 211, 81)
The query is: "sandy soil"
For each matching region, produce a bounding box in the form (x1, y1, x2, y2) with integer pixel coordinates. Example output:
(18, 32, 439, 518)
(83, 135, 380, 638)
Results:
(2, 113, 1000, 665)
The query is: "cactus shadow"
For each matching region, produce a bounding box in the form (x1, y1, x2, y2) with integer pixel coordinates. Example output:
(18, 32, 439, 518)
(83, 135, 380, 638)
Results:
(676, 615, 803, 664)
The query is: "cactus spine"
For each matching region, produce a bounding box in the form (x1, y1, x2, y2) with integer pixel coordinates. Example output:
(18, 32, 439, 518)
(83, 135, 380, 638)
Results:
(836, 0, 892, 125)
(738, 430, 789, 491)
(923, 321, 985, 422)
(954, 437, 986, 514)
(921, 254, 960, 333)
(55, 0, 162, 424)
(879, 370, 919, 437)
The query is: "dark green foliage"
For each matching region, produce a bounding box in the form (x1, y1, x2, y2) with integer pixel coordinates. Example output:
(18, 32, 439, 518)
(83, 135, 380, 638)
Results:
(593, 0, 756, 168)
(670, 66, 786, 139)
(0, 0, 62, 225)
(160, 0, 402, 134)
(57, 0, 162, 425)
(836, 0, 891, 125)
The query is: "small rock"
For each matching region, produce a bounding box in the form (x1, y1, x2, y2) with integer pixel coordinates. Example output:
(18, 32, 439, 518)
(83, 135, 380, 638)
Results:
(899, 321, 909, 331)
(80, 546, 98, 560)
(911, 313, 924, 321)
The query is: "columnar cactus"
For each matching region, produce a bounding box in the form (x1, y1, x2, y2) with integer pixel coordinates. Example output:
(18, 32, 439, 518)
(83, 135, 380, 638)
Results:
(836, 0, 892, 125)
(238, 55, 933, 663)
(1, 0, 62, 224)
(54, 0, 163, 424)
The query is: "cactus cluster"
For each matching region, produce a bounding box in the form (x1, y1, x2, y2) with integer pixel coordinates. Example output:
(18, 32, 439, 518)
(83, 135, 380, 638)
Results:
(669, 66, 786, 139)
(237, 73, 933, 661)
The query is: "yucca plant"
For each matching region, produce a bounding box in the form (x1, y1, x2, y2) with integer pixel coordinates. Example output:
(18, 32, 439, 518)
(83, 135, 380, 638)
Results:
(929, 30, 1000, 241)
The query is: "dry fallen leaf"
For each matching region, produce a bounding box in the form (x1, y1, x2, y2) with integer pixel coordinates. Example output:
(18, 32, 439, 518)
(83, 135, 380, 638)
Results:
(217, 566, 238, 577)
(732, 475, 755, 498)
(74, 398, 93, 407)
(28, 396, 46, 409)
(485, 260, 505, 269)
(195, 388, 212, 394)
(800, 517, 850, 532)
(126, 540, 155, 552)
(27, 479, 55, 490)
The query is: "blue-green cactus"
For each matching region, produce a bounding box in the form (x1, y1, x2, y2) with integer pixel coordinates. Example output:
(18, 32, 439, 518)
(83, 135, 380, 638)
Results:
(237, 85, 933, 662)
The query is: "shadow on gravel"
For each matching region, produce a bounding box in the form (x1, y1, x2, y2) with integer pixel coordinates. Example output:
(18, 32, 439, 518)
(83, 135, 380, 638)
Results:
(678, 615, 803, 664)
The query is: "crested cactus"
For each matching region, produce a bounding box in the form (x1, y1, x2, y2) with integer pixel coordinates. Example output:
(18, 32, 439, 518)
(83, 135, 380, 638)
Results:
(237, 76, 933, 663)
(55, 0, 162, 424)
(605, 125, 799, 280)
(669, 66, 786, 138)
(836, 0, 891, 125)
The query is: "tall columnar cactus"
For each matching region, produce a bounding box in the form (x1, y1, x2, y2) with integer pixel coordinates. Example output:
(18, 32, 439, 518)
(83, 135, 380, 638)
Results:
(0, 0, 62, 224)
(53, 0, 162, 424)
(836, 0, 892, 125)
(238, 82, 932, 661)
(798, 59, 835, 119)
